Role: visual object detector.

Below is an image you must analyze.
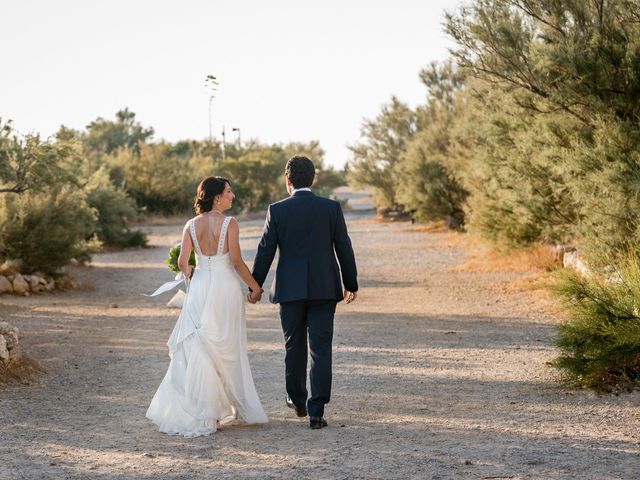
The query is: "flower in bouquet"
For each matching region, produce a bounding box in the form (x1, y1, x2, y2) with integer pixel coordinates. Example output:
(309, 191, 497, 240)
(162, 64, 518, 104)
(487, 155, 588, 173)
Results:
(165, 244, 196, 274)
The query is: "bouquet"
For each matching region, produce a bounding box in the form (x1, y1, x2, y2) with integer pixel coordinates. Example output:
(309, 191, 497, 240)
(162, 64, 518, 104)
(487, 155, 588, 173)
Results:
(165, 244, 196, 274)
(145, 245, 196, 297)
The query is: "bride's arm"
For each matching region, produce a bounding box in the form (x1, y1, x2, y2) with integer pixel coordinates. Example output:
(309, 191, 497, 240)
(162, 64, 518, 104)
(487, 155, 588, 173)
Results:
(227, 218, 262, 293)
(177, 223, 194, 277)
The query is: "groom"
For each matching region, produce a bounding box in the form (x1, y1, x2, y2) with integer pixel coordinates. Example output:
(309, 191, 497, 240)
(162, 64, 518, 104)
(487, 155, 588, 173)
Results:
(249, 155, 358, 429)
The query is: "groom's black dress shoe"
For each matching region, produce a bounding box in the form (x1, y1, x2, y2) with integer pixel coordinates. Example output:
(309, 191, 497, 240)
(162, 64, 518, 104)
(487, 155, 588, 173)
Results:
(286, 396, 307, 417)
(309, 416, 327, 429)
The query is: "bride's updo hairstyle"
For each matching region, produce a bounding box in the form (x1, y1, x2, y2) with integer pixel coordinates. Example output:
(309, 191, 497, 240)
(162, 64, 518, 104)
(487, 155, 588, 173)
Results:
(194, 176, 230, 214)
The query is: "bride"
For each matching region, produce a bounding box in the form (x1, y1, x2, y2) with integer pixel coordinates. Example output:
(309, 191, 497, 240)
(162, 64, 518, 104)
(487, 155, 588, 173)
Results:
(146, 176, 268, 436)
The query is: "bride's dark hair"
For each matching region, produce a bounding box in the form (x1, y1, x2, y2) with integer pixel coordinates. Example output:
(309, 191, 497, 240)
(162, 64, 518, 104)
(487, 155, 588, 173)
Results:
(194, 176, 230, 214)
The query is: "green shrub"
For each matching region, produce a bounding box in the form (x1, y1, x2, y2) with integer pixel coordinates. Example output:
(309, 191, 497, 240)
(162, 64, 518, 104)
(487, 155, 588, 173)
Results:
(0, 187, 100, 274)
(216, 144, 343, 212)
(85, 169, 147, 247)
(216, 148, 287, 212)
(395, 61, 468, 228)
(444, 0, 640, 256)
(0, 121, 77, 195)
(108, 143, 196, 214)
(347, 97, 416, 211)
(313, 167, 346, 198)
(552, 253, 640, 392)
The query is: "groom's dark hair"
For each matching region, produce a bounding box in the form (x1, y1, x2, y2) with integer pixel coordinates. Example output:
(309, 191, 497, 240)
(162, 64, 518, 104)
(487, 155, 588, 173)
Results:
(285, 156, 315, 189)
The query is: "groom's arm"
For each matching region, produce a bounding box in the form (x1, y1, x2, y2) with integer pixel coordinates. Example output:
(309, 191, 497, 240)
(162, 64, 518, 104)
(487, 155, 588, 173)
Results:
(333, 203, 358, 293)
(251, 205, 278, 288)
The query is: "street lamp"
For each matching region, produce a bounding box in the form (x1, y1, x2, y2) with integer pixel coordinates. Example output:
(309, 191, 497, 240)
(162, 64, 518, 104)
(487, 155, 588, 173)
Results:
(221, 126, 226, 161)
(232, 127, 241, 148)
(205, 74, 219, 144)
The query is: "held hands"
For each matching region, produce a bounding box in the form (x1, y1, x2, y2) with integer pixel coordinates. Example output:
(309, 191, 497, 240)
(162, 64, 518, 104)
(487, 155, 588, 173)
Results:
(247, 288, 264, 304)
(343, 290, 357, 304)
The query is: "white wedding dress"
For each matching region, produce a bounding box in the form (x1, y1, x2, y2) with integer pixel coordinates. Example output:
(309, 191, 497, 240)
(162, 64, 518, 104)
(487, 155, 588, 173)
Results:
(146, 216, 268, 436)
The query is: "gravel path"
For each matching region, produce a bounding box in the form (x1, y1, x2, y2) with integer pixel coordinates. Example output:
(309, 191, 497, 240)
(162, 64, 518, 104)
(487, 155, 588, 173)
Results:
(0, 211, 638, 480)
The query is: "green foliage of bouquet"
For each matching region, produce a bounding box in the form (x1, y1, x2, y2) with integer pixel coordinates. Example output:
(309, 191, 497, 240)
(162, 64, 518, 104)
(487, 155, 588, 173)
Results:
(165, 244, 195, 274)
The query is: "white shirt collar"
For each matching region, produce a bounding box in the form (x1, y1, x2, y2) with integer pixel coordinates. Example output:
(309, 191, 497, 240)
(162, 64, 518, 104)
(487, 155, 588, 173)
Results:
(291, 187, 312, 196)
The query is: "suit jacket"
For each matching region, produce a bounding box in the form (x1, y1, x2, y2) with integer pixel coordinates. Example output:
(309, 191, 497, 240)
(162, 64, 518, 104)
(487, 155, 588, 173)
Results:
(252, 190, 358, 304)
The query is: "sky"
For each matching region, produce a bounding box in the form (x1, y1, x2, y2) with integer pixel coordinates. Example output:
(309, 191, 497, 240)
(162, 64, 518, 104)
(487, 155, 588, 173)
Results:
(1, 0, 463, 168)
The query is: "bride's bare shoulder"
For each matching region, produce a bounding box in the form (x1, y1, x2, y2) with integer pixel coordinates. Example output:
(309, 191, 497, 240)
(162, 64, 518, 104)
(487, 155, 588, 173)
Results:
(226, 216, 239, 228)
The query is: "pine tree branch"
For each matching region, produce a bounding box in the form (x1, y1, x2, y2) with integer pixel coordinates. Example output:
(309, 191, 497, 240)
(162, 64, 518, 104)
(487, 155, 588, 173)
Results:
(506, 162, 578, 226)
(476, 16, 548, 99)
(472, 61, 592, 125)
(0, 184, 27, 194)
(508, 0, 567, 39)
(585, 206, 635, 224)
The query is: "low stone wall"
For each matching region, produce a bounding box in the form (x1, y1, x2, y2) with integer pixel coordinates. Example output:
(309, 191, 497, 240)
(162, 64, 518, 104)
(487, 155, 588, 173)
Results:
(0, 322, 20, 364)
(0, 273, 56, 296)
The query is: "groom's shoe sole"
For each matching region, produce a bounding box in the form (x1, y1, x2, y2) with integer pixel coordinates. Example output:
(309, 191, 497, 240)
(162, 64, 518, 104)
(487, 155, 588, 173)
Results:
(286, 397, 307, 417)
(309, 417, 328, 429)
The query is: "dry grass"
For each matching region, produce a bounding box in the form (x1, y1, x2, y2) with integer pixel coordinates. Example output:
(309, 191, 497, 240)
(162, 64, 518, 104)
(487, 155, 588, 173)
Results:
(404, 227, 564, 305)
(432, 230, 483, 249)
(402, 220, 450, 233)
(0, 355, 45, 385)
(503, 271, 555, 292)
(459, 241, 568, 317)
(457, 243, 563, 273)
(374, 212, 413, 223)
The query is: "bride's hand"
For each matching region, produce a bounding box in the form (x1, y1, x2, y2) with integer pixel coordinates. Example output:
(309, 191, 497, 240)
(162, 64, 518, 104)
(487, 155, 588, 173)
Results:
(247, 288, 263, 304)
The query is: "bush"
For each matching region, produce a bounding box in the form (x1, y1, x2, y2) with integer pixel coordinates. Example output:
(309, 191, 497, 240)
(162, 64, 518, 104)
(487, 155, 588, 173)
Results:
(82, 113, 342, 216)
(108, 143, 196, 213)
(216, 148, 288, 212)
(85, 169, 147, 247)
(215, 143, 343, 213)
(0, 186, 100, 274)
(395, 61, 468, 228)
(552, 253, 640, 392)
(313, 167, 346, 198)
(347, 97, 416, 210)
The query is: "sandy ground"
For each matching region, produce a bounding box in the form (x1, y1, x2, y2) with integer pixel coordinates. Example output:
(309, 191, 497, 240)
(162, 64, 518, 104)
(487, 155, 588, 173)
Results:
(0, 209, 639, 480)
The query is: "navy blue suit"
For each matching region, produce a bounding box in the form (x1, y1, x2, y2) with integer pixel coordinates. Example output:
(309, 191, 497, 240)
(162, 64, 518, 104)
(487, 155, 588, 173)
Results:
(252, 190, 358, 417)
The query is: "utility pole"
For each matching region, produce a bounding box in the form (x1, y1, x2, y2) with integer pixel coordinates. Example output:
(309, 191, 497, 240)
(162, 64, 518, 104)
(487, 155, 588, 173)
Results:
(205, 74, 218, 144)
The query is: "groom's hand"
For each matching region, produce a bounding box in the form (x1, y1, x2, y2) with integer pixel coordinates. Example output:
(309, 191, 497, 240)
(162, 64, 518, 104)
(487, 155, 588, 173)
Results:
(247, 289, 262, 304)
(343, 290, 357, 304)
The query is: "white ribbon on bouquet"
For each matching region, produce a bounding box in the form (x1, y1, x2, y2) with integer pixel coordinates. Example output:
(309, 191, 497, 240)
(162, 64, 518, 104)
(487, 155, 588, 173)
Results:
(144, 272, 189, 297)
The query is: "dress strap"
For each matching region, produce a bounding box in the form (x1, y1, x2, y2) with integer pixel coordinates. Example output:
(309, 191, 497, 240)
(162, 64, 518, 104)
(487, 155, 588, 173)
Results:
(188, 219, 203, 256)
(217, 217, 232, 256)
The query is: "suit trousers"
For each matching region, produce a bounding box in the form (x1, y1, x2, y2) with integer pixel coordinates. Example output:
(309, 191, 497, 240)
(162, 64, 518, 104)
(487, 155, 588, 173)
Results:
(279, 299, 337, 418)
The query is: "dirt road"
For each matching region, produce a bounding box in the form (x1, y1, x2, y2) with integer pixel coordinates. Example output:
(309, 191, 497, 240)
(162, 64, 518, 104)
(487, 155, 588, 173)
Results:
(1, 211, 638, 479)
